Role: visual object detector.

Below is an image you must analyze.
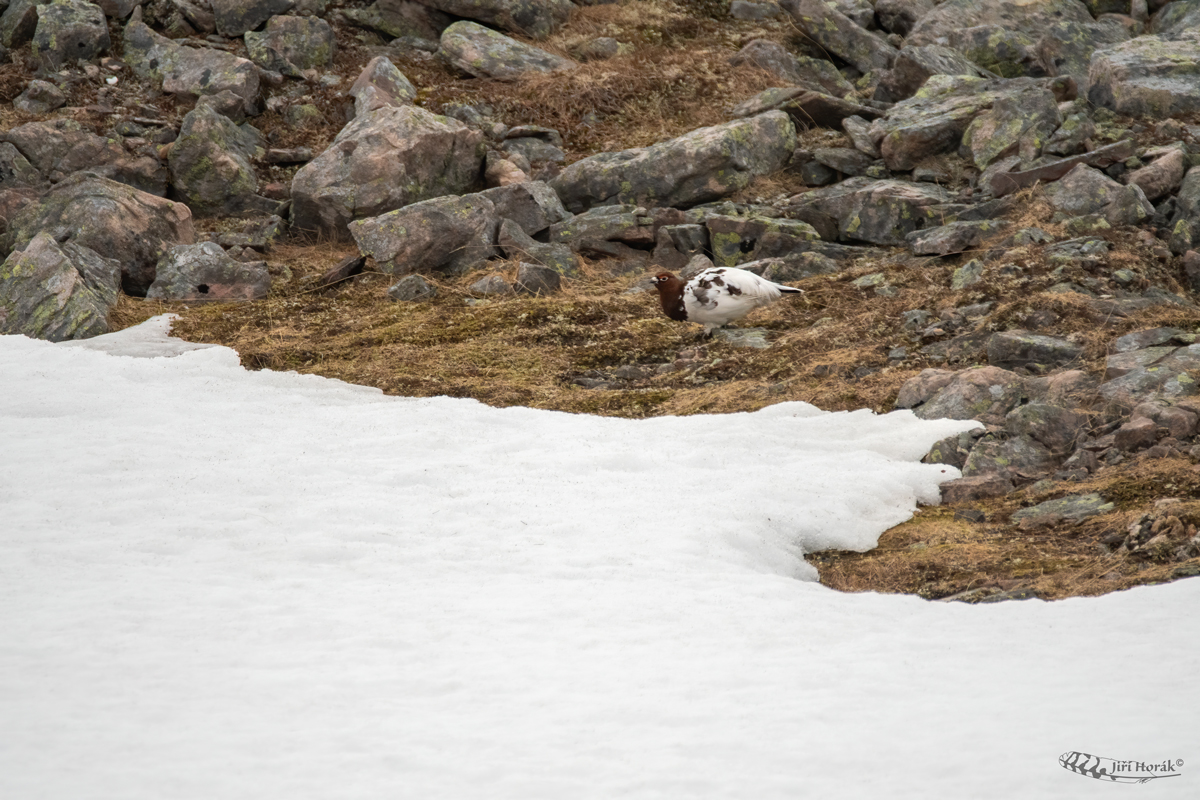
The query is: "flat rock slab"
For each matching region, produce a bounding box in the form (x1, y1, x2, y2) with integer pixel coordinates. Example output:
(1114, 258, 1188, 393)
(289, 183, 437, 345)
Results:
(1011, 493, 1115, 526)
(1087, 33, 1200, 118)
(146, 241, 270, 303)
(349, 193, 498, 276)
(439, 20, 574, 80)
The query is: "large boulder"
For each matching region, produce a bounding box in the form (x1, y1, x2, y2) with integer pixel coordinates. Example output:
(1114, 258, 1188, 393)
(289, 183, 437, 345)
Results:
(898, 366, 1028, 426)
(1151, 0, 1200, 39)
(779, 0, 896, 76)
(290, 105, 485, 238)
(350, 56, 417, 118)
(244, 14, 336, 74)
(169, 105, 271, 217)
(0, 119, 166, 195)
(550, 111, 795, 214)
(31, 0, 110, 70)
(2, 173, 195, 295)
(0, 232, 121, 341)
(342, 1, 453, 41)
(792, 179, 954, 246)
(0, 0, 40, 49)
(876, 44, 995, 103)
(210, 0, 294, 38)
(439, 20, 575, 80)
(146, 242, 271, 303)
(1044, 164, 1154, 226)
(478, 180, 570, 236)
(419, 0, 573, 39)
(1087, 33, 1200, 118)
(960, 83, 1061, 170)
(729, 39, 854, 97)
(124, 18, 260, 115)
(348, 193, 499, 276)
(908, 0, 1093, 47)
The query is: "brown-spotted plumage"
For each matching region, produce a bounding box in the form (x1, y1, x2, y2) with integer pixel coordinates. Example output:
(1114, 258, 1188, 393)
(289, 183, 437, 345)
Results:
(650, 267, 803, 336)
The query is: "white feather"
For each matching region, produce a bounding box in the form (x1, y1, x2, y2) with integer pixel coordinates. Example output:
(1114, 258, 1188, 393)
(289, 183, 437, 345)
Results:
(681, 267, 801, 334)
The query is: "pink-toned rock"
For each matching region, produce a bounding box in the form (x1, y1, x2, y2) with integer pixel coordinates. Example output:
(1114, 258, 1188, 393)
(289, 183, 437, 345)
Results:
(940, 474, 1015, 503)
(1125, 147, 1185, 202)
(1114, 416, 1158, 452)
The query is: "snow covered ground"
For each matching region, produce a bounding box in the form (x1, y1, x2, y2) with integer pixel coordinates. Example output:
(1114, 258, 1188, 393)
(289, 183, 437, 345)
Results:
(2, 316, 1196, 799)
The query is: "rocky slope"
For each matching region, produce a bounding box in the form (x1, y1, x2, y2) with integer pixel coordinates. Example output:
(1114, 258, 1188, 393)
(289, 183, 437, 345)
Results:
(3, 0, 1200, 601)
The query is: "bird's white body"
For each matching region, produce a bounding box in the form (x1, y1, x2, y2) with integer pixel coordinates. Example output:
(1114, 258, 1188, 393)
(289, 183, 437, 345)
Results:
(681, 267, 801, 334)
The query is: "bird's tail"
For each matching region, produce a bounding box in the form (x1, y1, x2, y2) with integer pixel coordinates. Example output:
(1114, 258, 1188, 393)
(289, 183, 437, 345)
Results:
(777, 285, 804, 294)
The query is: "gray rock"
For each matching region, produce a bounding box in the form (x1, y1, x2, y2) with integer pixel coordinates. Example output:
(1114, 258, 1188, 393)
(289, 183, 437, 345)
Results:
(1152, 0, 1200, 39)
(707, 215, 820, 266)
(1097, 343, 1200, 411)
(123, 19, 260, 115)
(439, 20, 574, 80)
(146, 241, 270, 302)
(1044, 164, 1154, 226)
(877, 44, 994, 103)
(1114, 416, 1158, 452)
(32, 0, 110, 70)
(963, 434, 1060, 481)
(547, 205, 654, 252)
(1087, 33, 1200, 117)
(1005, 403, 1087, 455)
(895, 367, 955, 409)
(478, 181, 569, 236)
(842, 115, 881, 158)
(0, 0, 39, 49)
(420, 0, 572, 39)
(833, 180, 954, 245)
(1011, 493, 1114, 525)
(1111, 327, 1191, 353)
(349, 193, 498, 276)
(345, 0, 451, 41)
(13, 79, 66, 114)
(349, 56, 416, 118)
(961, 84, 1061, 170)
(908, 220, 1010, 256)
(711, 327, 772, 349)
(469, 274, 513, 295)
(909, 0, 1091, 47)
(497, 218, 578, 276)
(875, 0, 933, 37)
(779, 0, 897, 76)
(210, 0, 294, 38)
(908, 366, 1028, 426)
(572, 36, 623, 62)
(3, 172, 195, 295)
(0, 232, 121, 341)
(652, 224, 709, 272)
(291, 105, 485, 238)
(729, 39, 854, 97)
(761, 252, 840, 282)
(169, 105, 268, 217)
(388, 273, 437, 302)
(515, 262, 561, 295)
(1045, 112, 1096, 157)
(0, 119, 167, 194)
(1104, 346, 1177, 380)
(987, 331, 1083, 372)
(731, 1, 785, 21)
(811, 147, 875, 177)
(950, 259, 984, 289)
(550, 112, 796, 213)
(940, 474, 1016, 503)
(0, 142, 43, 190)
(1125, 147, 1185, 203)
(245, 14, 336, 75)
(925, 429, 983, 470)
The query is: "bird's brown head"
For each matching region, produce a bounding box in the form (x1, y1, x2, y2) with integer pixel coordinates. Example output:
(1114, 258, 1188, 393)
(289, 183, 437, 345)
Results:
(649, 271, 688, 321)
(650, 272, 678, 292)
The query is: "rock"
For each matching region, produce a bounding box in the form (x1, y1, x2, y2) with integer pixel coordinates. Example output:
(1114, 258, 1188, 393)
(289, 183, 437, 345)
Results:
(1045, 112, 1096, 157)
(779, 0, 897, 76)
(1097, 343, 1200, 411)
(169, 105, 269, 217)
(419, 0, 573, 39)
(349, 56, 416, 118)
(515, 262, 561, 295)
(31, 0, 110, 70)
(478, 181, 569, 236)
(0, 232, 121, 341)
(547, 204, 655, 253)
(833, 180, 954, 245)
(731, 1, 785, 21)
(1111, 326, 1191, 353)
(572, 36, 623, 62)
(842, 115, 881, 158)
(345, 0, 451, 41)
(348, 193, 498, 276)
(0, 142, 43, 191)
(910, 0, 1091, 47)
(963, 434, 1059, 481)
(551, 112, 795, 214)
(961, 84, 1061, 170)
(123, 19, 260, 115)
(1133, 400, 1199, 439)
(988, 139, 1136, 197)
(652, 224, 708, 272)
(907, 220, 1009, 256)
(1124, 147, 1185, 202)
(13, 79, 66, 114)
(707, 215, 820, 266)
(1152, 0, 1200, 38)
(245, 15, 336, 75)
(712, 327, 772, 349)
(1011, 493, 1114, 526)
(924, 429, 982, 470)
(497, 218, 577, 276)
(1184, 250, 1200, 290)
(0, 0, 40, 49)
(0, 119, 166, 195)
(210, 0, 295, 38)
(1005, 403, 1087, 455)
(146, 241, 270, 302)
(95, 0, 139, 19)
(987, 331, 1083, 372)
(1087, 33, 1200, 117)
(761, 252, 840, 282)
(877, 45, 994, 103)
(387, 273, 437, 302)
(1114, 416, 1158, 451)
(950, 259, 984, 289)
(1103, 346, 1177, 379)
(908, 366, 1028, 426)
(439, 20, 575, 80)
(469, 274, 513, 295)
(2, 172, 194, 295)
(1044, 164, 1153, 226)
(729, 39, 854, 97)
(811, 147, 875, 177)
(875, 0, 933, 37)
(291, 105, 484, 238)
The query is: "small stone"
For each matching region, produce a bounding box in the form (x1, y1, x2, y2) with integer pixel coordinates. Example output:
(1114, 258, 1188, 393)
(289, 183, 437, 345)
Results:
(387, 274, 437, 302)
(515, 262, 561, 295)
(469, 275, 513, 296)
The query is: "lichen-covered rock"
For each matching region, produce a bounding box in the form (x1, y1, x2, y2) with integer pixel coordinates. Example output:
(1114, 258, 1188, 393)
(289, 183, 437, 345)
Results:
(962, 434, 1059, 481)
(0, 232, 121, 341)
(497, 218, 577, 276)
(31, 0, 110, 70)
(1087, 33, 1200, 117)
(907, 220, 1010, 256)
(290, 105, 485, 238)
(907, 366, 1028, 426)
(1010, 493, 1114, 525)
(729, 39, 854, 97)
(875, 0, 933, 37)
(987, 331, 1084, 371)
(779, 0, 897, 75)
(1004, 403, 1087, 455)
(478, 180, 569, 236)
(515, 262, 562, 295)
(0, 120, 159, 190)
(210, 0, 294, 38)
(13, 79, 66, 114)
(706, 215, 820, 266)
(349, 56, 416, 118)
(245, 14, 336, 74)
(169, 105, 269, 217)
(961, 84, 1061, 170)
(2, 172, 194, 295)
(1124, 146, 1185, 202)
(1151, 0, 1200, 39)
(550, 112, 795, 214)
(419, 0, 573, 40)
(908, 0, 1093, 48)
(348, 193, 499, 276)
(1097, 343, 1200, 411)
(439, 20, 574, 80)
(0, 142, 43, 190)
(387, 273, 437, 302)
(342, 0, 451, 41)
(0, 0, 40, 49)
(833, 180, 954, 245)
(146, 241, 270, 303)
(877, 44, 994, 103)
(1044, 111, 1096, 156)
(1044, 164, 1154, 226)
(124, 18, 260, 115)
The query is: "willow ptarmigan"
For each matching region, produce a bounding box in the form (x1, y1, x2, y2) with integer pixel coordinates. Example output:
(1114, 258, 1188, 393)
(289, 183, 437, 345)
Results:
(650, 267, 804, 336)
